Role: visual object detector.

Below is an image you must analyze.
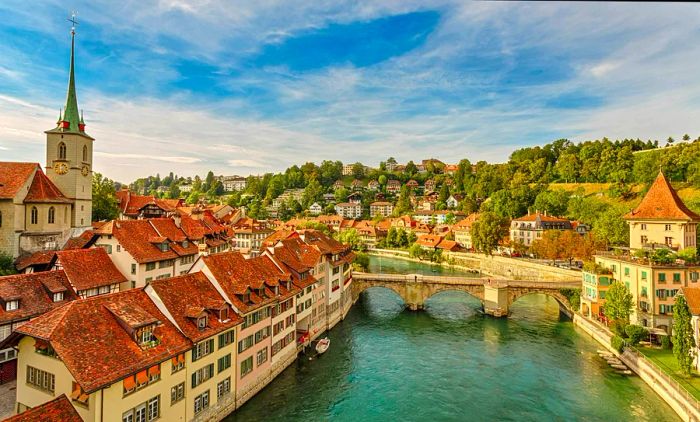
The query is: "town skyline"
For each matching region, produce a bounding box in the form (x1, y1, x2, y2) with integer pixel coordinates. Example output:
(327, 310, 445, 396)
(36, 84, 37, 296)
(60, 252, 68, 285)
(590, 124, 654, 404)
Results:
(2, 2, 700, 181)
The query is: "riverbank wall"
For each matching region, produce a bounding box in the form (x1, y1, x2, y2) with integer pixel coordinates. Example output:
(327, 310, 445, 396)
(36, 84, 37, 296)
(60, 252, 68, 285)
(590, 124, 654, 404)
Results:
(368, 249, 580, 282)
(574, 314, 700, 422)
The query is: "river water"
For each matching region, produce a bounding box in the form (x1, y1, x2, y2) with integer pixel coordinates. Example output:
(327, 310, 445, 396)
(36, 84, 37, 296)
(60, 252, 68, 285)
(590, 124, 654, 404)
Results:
(226, 256, 677, 421)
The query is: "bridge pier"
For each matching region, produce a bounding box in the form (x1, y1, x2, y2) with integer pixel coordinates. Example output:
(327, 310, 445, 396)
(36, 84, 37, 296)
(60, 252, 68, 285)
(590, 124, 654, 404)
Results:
(482, 284, 509, 317)
(407, 303, 424, 311)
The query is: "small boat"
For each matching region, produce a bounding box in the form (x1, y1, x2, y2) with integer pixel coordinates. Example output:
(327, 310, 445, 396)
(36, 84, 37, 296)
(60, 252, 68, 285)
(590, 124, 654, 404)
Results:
(315, 338, 330, 355)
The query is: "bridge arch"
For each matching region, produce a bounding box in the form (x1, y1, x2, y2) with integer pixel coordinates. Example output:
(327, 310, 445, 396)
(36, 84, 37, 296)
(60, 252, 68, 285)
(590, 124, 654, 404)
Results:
(423, 285, 485, 304)
(508, 289, 573, 317)
(354, 283, 408, 303)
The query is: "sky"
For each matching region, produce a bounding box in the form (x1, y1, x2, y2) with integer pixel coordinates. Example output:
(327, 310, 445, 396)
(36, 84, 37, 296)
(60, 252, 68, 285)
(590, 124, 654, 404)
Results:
(1, 1, 699, 182)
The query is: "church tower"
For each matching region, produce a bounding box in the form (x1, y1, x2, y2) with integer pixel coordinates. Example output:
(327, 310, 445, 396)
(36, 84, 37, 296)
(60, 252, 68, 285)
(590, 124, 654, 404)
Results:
(45, 15, 93, 229)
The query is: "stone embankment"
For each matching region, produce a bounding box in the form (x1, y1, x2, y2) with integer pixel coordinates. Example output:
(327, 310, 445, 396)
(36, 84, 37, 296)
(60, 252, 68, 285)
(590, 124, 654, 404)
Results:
(574, 314, 700, 422)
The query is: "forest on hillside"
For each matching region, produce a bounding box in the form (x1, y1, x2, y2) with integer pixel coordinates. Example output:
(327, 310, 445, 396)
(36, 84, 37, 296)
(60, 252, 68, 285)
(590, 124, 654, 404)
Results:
(93, 136, 700, 246)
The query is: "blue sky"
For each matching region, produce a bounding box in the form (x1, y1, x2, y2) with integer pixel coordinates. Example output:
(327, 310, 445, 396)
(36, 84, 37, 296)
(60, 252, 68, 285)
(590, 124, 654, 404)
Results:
(1, 1, 699, 182)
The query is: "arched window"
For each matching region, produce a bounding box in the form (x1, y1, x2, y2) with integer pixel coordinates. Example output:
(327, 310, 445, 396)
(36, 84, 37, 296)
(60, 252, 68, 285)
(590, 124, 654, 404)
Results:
(58, 142, 66, 160)
(30, 207, 38, 225)
(82, 145, 88, 162)
(48, 207, 55, 224)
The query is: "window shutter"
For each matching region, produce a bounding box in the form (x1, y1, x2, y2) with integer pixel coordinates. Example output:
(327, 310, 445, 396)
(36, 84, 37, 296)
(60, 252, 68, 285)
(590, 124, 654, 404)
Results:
(192, 373, 196, 388)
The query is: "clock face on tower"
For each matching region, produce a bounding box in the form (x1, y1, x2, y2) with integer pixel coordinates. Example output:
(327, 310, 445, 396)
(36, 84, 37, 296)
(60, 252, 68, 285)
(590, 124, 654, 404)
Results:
(81, 164, 90, 177)
(53, 162, 68, 175)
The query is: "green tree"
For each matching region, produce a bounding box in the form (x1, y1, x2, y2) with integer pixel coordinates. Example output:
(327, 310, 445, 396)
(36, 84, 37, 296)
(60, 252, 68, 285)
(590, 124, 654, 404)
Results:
(683, 134, 691, 142)
(554, 152, 580, 182)
(203, 171, 215, 191)
(533, 190, 570, 217)
(0, 253, 16, 276)
(386, 227, 397, 247)
(397, 229, 408, 248)
(603, 282, 634, 323)
(334, 187, 349, 203)
(471, 212, 507, 255)
(302, 178, 323, 208)
(667, 136, 675, 146)
(673, 295, 696, 376)
(338, 229, 363, 251)
(378, 175, 387, 186)
(92, 172, 119, 221)
(394, 186, 412, 215)
(353, 252, 370, 271)
(405, 161, 418, 175)
(409, 243, 423, 259)
(351, 162, 365, 179)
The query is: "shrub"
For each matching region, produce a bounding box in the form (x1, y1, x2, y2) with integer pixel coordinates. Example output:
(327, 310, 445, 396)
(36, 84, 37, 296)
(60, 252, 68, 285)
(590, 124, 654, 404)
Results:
(559, 288, 581, 311)
(611, 335, 625, 353)
(661, 335, 671, 350)
(624, 325, 648, 345)
(611, 320, 628, 337)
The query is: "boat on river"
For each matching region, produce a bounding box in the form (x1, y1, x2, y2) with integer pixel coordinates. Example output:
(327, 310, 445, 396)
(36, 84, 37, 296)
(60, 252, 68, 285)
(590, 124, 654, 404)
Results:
(316, 338, 330, 355)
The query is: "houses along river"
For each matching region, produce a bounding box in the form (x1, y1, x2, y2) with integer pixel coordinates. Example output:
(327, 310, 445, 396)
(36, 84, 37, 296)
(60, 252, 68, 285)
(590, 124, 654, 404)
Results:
(226, 256, 677, 421)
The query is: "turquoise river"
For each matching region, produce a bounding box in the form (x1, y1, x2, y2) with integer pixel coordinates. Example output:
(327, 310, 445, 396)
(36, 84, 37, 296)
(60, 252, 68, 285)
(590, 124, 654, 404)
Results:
(226, 256, 678, 421)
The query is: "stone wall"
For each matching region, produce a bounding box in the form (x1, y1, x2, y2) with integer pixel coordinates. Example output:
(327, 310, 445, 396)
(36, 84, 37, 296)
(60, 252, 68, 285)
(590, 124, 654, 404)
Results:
(574, 314, 700, 422)
(447, 252, 581, 282)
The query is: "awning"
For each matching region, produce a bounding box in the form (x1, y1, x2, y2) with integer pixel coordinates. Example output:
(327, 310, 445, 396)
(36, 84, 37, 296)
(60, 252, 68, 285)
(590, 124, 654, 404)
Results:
(136, 370, 148, 385)
(178, 354, 185, 364)
(70, 385, 82, 400)
(148, 365, 160, 377)
(123, 376, 136, 391)
(171, 357, 178, 366)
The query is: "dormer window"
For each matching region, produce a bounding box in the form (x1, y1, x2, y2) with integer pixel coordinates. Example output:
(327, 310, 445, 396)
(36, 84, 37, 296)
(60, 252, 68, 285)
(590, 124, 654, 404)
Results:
(197, 316, 208, 330)
(159, 242, 170, 252)
(53, 292, 64, 302)
(242, 292, 250, 303)
(182, 240, 189, 248)
(5, 300, 18, 311)
(219, 308, 228, 321)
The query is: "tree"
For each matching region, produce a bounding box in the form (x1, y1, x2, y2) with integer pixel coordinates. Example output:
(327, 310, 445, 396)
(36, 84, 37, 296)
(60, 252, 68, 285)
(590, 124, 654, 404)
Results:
(405, 161, 418, 175)
(531, 230, 564, 264)
(351, 162, 365, 179)
(378, 175, 387, 186)
(471, 212, 507, 255)
(667, 136, 675, 147)
(302, 178, 323, 208)
(394, 186, 412, 215)
(397, 229, 408, 248)
(92, 173, 119, 221)
(533, 190, 570, 217)
(673, 294, 696, 376)
(353, 252, 369, 271)
(338, 229, 363, 251)
(603, 281, 634, 323)
(386, 228, 397, 247)
(0, 253, 16, 276)
(683, 134, 691, 142)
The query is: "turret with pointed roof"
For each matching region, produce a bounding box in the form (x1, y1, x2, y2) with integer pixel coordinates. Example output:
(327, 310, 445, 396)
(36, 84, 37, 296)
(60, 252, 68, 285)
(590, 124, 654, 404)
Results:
(625, 171, 699, 250)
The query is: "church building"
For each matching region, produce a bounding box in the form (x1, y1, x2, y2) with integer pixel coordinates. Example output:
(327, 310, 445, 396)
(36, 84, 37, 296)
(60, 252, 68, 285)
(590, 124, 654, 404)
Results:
(0, 25, 93, 258)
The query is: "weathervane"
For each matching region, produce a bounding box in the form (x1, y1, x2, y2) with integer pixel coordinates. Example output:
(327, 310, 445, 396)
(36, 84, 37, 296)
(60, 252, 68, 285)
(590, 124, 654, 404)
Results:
(68, 11, 78, 34)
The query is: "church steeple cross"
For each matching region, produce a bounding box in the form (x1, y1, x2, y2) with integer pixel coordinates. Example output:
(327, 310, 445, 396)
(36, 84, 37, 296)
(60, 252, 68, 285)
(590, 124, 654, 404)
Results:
(68, 11, 78, 34)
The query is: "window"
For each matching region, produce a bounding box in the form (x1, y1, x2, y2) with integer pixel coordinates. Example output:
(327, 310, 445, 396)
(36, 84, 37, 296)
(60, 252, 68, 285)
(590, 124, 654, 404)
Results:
(191, 363, 214, 388)
(146, 263, 156, 271)
(197, 316, 207, 330)
(658, 273, 666, 282)
(131, 264, 136, 275)
(640, 235, 648, 245)
(665, 224, 672, 231)
(58, 142, 66, 160)
(240, 356, 253, 377)
(117, 245, 121, 252)
(238, 335, 254, 353)
(52, 292, 64, 302)
(97, 244, 112, 254)
(82, 145, 88, 162)
(30, 207, 38, 225)
(192, 339, 214, 362)
(170, 382, 184, 405)
(624, 267, 630, 276)
(217, 353, 231, 373)
(171, 353, 185, 373)
(641, 223, 647, 230)
(194, 390, 209, 415)
(158, 259, 172, 268)
(26, 366, 54, 393)
(122, 396, 159, 422)
(5, 300, 18, 311)
(48, 207, 55, 224)
(217, 377, 231, 399)
(218, 330, 235, 348)
(254, 326, 270, 343)
(641, 271, 648, 280)
(674, 273, 681, 283)
(257, 347, 268, 366)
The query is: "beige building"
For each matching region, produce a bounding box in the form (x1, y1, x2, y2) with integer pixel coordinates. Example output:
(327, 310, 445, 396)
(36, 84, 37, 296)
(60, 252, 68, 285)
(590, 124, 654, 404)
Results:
(369, 201, 393, 218)
(452, 213, 479, 250)
(509, 211, 573, 247)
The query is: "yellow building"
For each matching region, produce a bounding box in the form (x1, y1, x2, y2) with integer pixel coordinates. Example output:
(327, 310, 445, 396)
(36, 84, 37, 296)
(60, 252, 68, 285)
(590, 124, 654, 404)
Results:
(583, 171, 700, 332)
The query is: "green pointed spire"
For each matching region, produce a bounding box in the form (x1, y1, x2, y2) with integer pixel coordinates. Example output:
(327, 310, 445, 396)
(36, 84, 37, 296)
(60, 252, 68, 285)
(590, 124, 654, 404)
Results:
(61, 29, 81, 133)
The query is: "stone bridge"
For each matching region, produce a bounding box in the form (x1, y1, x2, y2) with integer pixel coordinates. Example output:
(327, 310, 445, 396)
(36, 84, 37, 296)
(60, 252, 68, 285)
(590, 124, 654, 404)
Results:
(351, 272, 580, 317)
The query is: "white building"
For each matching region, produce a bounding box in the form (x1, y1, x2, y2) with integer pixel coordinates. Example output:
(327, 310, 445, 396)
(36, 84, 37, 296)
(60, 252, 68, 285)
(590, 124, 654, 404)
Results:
(335, 203, 362, 219)
(309, 203, 322, 215)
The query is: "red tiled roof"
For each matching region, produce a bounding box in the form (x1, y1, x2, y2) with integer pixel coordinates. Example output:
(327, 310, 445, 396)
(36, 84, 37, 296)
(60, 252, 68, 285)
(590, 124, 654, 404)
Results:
(625, 172, 700, 221)
(416, 234, 443, 248)
(200, 252, 277, 313)
(62, 230, 97, 250)
(109, 219, 189, 264)
(436, 239, 461, 251)
(14, 250, 57, 272)
(512, 212, 569, 223)
(23, 169, 71, 203)
(299, 229, 348, 255)
(4, 394, 82, 422)
(10, 289, 191, 393)
(262, 230, 299, 248)
(116, 190, 181, 217)
(452, 213, 480, 231)
(55, 248, 127, 291)
(0, 271, 77, 325)
(149, 272, 242, 343)
(0, 162, 37, 199)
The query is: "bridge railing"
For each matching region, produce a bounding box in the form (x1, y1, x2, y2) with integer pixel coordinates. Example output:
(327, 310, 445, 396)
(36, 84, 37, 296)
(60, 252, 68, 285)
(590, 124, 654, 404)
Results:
(353, 272, 580, 289)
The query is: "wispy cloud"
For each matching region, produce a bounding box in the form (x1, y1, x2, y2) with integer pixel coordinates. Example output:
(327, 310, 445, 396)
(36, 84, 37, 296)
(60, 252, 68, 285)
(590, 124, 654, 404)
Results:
(0, 1, 699, 181)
